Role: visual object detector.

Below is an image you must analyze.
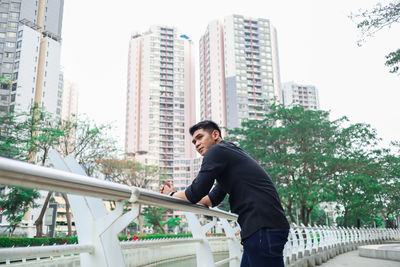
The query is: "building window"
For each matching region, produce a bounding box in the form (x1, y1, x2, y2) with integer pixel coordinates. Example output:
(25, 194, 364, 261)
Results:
(7, 22, 18, 30)
(6, 32, 17, 38)
(0, 32, 5, 38)
(6, 42, 15, 48)
(0, 23, 6, 29)
(9, 12, 19, 20)
(0, 3, 9, 9)
(14, 61, 19, 69)
(11, 94, 15, 102)
(10, 3, 21, 9)
(16, 40, 21, 48)
(0, 13, 7, 19)
(15, 51, 20, 58)
(2, 63, 12, 69)
(5, 52, 14, 58)
(18, 30, 23, 38)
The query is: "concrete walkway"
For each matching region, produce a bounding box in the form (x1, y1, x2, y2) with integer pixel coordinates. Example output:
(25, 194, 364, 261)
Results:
(320, 249, 400, 267)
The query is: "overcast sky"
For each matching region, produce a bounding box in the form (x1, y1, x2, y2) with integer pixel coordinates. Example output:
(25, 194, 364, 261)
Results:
(60, 0, 400, 150)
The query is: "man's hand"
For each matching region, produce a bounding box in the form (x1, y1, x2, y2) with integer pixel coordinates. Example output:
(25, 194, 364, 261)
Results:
(160, 180, 177, 195)
(159, 181, 211, 207)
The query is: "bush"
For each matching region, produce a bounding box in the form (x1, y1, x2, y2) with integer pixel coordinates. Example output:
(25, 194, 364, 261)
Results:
(0, 236, 78, 247)
(0, 233, 195, 247)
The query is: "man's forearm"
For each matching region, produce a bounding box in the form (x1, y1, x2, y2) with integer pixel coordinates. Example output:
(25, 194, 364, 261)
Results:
(171, 190, 212, 207)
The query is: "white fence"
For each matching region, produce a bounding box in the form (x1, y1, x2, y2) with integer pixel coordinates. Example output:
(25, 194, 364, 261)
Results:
(0, 152, 399, 267)
(284, 224, 400, 267)
(0, 152, 241, 267)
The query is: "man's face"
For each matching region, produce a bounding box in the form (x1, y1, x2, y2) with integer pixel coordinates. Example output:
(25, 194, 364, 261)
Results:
(192, 128, 219, 156)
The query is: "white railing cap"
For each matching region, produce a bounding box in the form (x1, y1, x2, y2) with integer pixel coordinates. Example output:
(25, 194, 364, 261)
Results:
(0, 157, 238, 220)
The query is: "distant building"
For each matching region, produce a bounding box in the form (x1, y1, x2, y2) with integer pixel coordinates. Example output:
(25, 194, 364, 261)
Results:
(0, 0, 65, 237)
(125, 25, 197, 186)
(199, 14, 282, 131)
(0, 0, 64, 115)
(281, 81, 320, 110)
(61, 79, 78, 122)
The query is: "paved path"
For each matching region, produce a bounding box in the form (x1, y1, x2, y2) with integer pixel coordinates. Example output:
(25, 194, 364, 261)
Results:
(320, 249, 400, 267)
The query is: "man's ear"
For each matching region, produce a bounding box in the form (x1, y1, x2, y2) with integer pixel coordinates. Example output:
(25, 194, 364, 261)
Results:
(212, 130, 219, 141)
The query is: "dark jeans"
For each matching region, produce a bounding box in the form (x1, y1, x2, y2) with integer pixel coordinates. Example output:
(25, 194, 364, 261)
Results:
(240, 229, 289, 267)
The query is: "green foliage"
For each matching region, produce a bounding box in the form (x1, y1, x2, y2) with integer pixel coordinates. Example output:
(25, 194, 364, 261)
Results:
(164, 217, 182, 228)
(0, 109, 118, 236)
(142, 206, 166, 234)
(118, 233, 192, 241)
(98, 159, 159, 188)
(0, 113, 28, 160)
(228, 104, 344, 224)
(0, 188, 40, 234)
(228, 104, 400, 227)
(385, 49, 400, 73)
(63, 115, 118, 176)
(350, 1, 400, 74)
(0, 236, 78, 247)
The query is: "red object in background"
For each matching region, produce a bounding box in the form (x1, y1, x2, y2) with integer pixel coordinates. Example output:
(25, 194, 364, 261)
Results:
(133, 235, 138, 241)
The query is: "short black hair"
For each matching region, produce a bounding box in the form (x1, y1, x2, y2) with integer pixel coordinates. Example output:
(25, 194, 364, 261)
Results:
(189, 120, 222, 137)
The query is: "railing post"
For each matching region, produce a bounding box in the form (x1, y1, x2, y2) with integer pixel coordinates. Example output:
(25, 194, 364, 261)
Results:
(49, 151, 139, 267)
(184, 212, 215, 267)
(220, 219, 241, 267)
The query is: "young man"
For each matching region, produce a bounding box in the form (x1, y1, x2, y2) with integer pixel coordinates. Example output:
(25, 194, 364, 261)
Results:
(161, 120, 290, 266)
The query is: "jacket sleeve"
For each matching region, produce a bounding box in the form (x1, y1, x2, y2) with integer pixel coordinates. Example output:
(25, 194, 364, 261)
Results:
(208, 183, 227, 207)
(185, 145, 227, 203)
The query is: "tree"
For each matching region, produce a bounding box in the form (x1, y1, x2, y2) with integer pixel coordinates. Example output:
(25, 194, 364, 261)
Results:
(59, 115, 118, 176)
(327, 122, 384, 227)
(0, 187, 40, 235)
(0, 112, 29, 160)
(376, 142, 400, 227)
(227, 104, 390, 226)
(228, 104, 344, 225)
(0, 110, 118, 237)
(350, 0, 400, 73)
(98, 158, 159, 234)
(98, 159, 159, 189)
(0, 111, 42, 235)
(142, 206, 166, 234)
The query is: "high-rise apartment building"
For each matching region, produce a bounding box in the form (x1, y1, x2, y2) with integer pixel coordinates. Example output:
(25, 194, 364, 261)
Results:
(0, 0, 64, 115)
(0, 0, 64, 237)
(200, 15, 281, 131)
(281, 81, 320, 110)
(125, 25, 196, 183)
(61, 79, 78, 122)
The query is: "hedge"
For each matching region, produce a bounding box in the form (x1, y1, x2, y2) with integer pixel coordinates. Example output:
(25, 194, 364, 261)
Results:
(119, 233, 193, 241)
(0, 236, 78, 247)
(0, 233, 226, 247)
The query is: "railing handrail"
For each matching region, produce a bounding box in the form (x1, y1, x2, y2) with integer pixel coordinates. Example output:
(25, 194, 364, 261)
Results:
(0, 156, 238, 220)
(0, 244, 93, 260)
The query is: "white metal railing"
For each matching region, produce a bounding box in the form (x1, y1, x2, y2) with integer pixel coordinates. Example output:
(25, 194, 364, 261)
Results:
(0, 153, 399, 266)
(0, 152, 241, 266)
(283, 223, 400, 266)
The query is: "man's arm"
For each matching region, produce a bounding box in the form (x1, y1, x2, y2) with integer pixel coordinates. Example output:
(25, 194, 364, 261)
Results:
(173, 191, 212, 207)
(161, 183, 212, 207)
